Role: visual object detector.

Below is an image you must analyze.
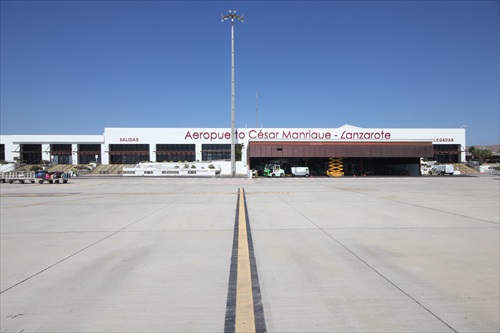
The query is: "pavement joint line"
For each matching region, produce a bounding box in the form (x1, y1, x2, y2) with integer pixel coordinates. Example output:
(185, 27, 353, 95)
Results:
(273, 193, 459, 333)
(325, 234, 459, 333)
(320, 184, 500, 226)
(0, 186, 210, 295)
(225, 188, 266, 333)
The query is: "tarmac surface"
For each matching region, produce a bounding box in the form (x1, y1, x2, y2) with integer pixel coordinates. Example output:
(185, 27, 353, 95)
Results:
(1, 175, 499, 332)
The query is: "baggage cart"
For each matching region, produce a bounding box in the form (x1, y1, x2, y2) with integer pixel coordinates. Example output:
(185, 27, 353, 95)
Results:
(0, 171, 36, 184)
(36, 172, 71, 184)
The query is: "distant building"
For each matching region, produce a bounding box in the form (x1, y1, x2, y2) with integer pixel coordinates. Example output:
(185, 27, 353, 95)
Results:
(0, 124, 466, 176)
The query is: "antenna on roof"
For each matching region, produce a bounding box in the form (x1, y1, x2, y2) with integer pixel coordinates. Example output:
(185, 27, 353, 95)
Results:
(255, 91, 258, 128)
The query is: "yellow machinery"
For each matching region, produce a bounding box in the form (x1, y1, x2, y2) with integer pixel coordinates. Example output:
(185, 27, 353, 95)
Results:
(327, 157, 344, 177)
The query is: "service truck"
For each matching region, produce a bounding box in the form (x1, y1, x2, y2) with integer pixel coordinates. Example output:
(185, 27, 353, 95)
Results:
(429, 164, 455, 176)
(291, 166, 310, 177)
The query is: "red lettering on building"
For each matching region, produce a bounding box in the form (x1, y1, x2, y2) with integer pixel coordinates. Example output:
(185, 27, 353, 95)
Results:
(184, 131, 232, 141)
(340, 131, 391, 140)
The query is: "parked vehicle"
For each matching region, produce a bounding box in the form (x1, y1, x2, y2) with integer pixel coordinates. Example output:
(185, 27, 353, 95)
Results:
(263, 164, 285, 177)
(36, 171, 70, 184)
(291, 166, 310, 177)
(429, 165, 455, 176)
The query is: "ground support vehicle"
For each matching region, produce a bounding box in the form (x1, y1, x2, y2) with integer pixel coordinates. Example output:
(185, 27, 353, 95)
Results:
(291, 166, 310, 177)
(429, 165, 455, 176)
(327, 157, 344, 177)
(263, 164, 285, 177)
(0, 171, 36, 184)
(36, 172, 71, 184)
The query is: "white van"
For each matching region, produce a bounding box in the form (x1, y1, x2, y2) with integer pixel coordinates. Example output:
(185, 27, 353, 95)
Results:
(429, 165, 454, 176)
(291, 167, 310, 177)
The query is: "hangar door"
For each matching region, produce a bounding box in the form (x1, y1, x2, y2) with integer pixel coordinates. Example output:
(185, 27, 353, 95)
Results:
(248, 141, 434, 176)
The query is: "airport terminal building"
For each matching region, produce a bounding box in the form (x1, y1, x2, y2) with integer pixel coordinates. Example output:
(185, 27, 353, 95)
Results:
(0, 125, 466, 176)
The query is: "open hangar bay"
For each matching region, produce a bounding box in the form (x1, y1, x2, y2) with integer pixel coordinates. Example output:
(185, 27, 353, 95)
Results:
(1, 175, 499, 332)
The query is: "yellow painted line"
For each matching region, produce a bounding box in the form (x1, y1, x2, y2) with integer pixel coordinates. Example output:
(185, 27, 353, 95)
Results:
(235, 188, 256, 332)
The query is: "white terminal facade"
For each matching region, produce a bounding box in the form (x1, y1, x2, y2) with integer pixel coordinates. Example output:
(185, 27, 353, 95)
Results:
(0, 125, 466, 176)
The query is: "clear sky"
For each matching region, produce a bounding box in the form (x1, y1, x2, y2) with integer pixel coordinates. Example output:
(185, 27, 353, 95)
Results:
(1, 0, 499, 145)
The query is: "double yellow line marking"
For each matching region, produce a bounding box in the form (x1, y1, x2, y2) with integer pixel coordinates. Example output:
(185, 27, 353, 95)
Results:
(224, 188, 266, 333)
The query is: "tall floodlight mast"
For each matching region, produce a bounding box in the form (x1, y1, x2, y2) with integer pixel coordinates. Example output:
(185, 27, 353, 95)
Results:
(221, 10, 244, 177)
